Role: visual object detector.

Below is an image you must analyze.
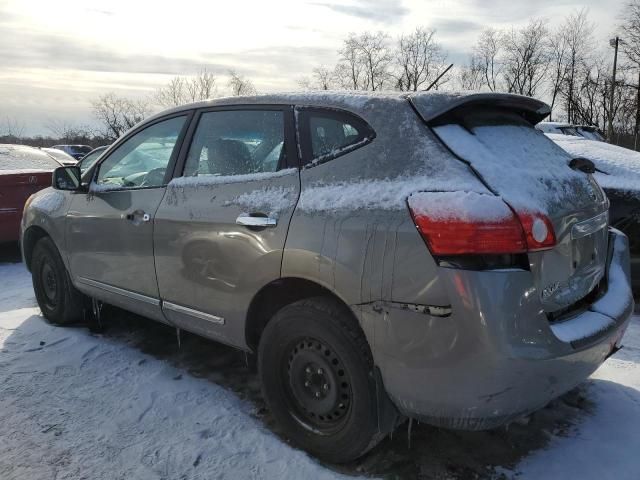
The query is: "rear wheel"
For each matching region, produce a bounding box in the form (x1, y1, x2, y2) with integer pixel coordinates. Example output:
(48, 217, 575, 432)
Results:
(258, 296, 383, 463)
(31, 237, 86, 325)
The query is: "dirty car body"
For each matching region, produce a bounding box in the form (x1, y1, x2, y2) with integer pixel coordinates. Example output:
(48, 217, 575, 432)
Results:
(22, 91, 634, 460)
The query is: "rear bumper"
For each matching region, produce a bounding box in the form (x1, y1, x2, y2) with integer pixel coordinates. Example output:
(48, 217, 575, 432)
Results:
(358, 228, 633, 430)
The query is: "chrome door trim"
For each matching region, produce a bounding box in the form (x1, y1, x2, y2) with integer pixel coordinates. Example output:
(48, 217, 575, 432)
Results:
(76, 277, 160, 306)
(571, 211, 609, 240)
(162, 301, 225, 325)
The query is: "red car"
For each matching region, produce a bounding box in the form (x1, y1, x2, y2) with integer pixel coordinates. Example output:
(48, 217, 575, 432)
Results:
(0, 144, 61, 243)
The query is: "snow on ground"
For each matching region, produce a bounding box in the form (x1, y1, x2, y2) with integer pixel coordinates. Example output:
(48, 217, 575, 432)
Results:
(0, 261, 353, 480)
(1, 255, 640, 479)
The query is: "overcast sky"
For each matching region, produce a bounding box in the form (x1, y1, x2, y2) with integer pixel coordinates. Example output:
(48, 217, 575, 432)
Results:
(0, 0, 627, 135)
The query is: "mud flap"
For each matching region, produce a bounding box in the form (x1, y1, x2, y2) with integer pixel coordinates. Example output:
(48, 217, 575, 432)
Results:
(373, 366, 403, 434)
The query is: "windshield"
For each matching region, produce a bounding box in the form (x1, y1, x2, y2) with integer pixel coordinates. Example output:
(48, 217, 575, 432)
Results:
(44, 148, 74, 162)
(0, 145, 61, 171)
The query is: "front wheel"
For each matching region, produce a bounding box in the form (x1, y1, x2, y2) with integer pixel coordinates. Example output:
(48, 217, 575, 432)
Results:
(258, 296, 383, 463)
(31, 237, 86, 324)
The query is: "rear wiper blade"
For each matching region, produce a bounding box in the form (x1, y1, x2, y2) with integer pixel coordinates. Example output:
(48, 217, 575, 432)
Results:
(569, 157, 596, 174)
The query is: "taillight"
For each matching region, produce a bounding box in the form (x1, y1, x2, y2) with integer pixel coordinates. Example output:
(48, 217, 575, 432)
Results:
(517, 213, 556, 251)
(407, 192, 556, 256)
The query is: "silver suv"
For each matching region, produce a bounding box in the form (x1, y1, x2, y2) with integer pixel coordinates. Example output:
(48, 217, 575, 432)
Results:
(21, 92, 634, 463)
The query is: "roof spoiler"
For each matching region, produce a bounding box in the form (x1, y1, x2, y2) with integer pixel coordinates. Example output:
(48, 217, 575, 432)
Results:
(408, 92, 551, 126)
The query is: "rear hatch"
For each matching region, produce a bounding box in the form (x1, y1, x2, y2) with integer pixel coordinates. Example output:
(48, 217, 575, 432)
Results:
(409, 92, 609, 313)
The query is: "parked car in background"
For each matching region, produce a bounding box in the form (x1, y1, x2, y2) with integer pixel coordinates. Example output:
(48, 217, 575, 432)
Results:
(0, 144, 61, 243)
(42, 147, 77, 166)
(546, 132, 640, 293)
(537, 121, 605, 141)
(51, 144, 93, 160)
(77, 145, 108, 173)
(21, 92, 633, 463)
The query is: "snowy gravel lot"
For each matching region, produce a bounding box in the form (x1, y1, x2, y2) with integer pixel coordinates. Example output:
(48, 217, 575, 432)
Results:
(1, 246, 639, 479)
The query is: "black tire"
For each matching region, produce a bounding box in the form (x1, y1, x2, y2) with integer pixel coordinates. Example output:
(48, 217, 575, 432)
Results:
(31, 236, 86, 325)
(258, 296, 383, 463)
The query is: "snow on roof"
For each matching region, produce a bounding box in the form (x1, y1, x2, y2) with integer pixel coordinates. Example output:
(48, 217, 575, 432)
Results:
(547, 134, 640, 194)
(147, 90, 550, 125)
(0, 144, 61, 172)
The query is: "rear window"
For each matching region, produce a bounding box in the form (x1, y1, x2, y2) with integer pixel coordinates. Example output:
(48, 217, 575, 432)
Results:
(431, 108, 583, 213)
(0, 145, 61, 171)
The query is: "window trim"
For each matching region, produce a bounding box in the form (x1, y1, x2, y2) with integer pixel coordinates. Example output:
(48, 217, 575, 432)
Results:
(86, 111, 194, 193)
(172, 104, 299, 179)
(296, 106, 376, 168)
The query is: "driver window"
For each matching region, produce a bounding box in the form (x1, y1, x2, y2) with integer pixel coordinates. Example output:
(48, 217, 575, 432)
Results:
(95, 116, 186, 189)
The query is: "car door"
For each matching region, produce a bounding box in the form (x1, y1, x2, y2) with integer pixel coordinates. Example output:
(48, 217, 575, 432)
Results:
(66, 114, 190, 322)
(154, 106, 300, 348)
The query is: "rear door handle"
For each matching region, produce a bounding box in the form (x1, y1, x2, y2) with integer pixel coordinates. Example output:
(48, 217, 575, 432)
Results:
(125, 210, 151, 224)
(236, 214, 277, 227)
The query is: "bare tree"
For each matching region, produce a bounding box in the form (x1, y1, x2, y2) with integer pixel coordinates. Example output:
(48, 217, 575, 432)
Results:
(560, 9, 594, 123)
(394, 27, 447, 91)
(335, 32, 392, 90)
(298, 65, 334, 90)
(621, 1, 640, 142)
(1, 116, 25, 140)
(91, 93, 151, 141)
(502, 19, 550, 97)
(156, 69, 218, 107)
(335, 35, 366, 90)
(474, 28, 503, 91)
(155, 77, 188, 108)
(457, 57, 485, 90)
(547, 28, 570, 120)
(228, 69, 257, 96)
(185, 68, 218, 102)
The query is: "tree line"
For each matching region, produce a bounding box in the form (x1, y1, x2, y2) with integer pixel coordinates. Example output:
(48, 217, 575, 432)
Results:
(5, 3, 640, 149)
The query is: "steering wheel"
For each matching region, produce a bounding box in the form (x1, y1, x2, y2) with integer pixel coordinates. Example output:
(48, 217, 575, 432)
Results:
(139, 168, 167, 187)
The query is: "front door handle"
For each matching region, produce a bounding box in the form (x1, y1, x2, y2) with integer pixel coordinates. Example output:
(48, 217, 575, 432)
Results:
(236, 214, 277, 227)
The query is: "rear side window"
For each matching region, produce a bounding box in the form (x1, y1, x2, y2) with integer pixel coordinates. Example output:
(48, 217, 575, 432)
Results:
(298, 108, 374, 166)
(183, 110, 285, 177)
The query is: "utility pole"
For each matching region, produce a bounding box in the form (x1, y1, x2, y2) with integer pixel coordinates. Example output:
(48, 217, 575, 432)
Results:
(608, 37, 620, 143)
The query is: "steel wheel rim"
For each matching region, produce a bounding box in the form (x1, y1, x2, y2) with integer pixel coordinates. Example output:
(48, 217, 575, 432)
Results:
(40, 261, 58, 305)
(284, 337, 353, 434)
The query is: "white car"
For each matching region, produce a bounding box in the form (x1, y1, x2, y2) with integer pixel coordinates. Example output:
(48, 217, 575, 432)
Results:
(537, 121, 605, 141)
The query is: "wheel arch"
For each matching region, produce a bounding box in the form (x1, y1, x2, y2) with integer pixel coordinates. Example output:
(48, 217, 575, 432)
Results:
(22, 225, 52, 272)
(245, 276, 364, 353)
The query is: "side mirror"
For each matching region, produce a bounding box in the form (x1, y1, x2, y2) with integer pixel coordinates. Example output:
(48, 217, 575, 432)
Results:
(52, 166, 82, 191)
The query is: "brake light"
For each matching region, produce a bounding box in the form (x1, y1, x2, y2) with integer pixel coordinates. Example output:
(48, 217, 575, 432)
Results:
(407, 192, 556, 256)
